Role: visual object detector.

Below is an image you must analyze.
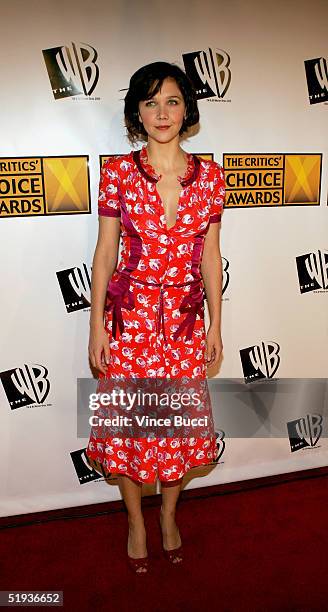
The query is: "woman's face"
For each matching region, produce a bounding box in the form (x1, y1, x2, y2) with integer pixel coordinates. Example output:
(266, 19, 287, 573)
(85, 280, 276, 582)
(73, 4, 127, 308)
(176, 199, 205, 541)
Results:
(138, 77, 186, 143)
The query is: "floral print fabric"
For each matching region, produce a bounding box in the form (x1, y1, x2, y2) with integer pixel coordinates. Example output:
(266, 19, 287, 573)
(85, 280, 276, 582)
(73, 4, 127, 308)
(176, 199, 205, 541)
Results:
(86, 146, 225, 484)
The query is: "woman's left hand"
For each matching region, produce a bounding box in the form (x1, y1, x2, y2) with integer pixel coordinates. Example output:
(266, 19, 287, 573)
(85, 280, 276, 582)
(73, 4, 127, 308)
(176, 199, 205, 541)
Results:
(205, 325, 223, 367)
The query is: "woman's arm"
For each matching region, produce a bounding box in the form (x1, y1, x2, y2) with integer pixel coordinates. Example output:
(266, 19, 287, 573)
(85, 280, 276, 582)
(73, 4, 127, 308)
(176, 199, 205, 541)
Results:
(88, 216, 121, 373)
(200, 221, 223, 367)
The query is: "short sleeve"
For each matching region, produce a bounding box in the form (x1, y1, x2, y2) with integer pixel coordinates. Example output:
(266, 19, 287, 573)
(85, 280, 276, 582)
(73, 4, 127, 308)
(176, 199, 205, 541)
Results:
(97, 158, 121, 217)
(210, 163, 225, 223)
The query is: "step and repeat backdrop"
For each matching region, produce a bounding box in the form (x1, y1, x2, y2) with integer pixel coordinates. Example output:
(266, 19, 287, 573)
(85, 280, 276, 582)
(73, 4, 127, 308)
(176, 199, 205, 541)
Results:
(0, 0, 327, 517)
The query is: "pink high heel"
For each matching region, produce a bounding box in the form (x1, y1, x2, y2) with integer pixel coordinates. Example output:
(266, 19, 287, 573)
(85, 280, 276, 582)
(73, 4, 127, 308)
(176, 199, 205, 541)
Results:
(127, 526, 149, 574)
(127, 554, 149, 574)
(159, 511, 183, 564)
(162, 544, 183, 564)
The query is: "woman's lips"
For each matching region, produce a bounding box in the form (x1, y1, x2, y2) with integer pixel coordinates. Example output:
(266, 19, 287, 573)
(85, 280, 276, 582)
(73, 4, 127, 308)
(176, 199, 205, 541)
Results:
(156, 126, 171, 130)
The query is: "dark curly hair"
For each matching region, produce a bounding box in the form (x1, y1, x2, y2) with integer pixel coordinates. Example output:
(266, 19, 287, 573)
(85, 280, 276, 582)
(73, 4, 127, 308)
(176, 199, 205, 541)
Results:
(124, 61, 199, 143)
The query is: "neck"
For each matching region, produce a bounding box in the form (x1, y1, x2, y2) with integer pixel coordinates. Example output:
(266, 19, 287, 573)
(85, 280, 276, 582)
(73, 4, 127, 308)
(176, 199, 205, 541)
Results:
(145, 138, 186, 172)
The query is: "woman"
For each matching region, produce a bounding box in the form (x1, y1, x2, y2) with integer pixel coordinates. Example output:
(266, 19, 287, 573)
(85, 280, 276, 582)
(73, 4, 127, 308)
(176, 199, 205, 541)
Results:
(86, 61, 225, 573)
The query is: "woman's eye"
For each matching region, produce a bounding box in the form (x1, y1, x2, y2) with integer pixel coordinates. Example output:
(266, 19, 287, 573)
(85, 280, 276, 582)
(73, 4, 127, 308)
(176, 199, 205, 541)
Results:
(144, 99, 179, 107)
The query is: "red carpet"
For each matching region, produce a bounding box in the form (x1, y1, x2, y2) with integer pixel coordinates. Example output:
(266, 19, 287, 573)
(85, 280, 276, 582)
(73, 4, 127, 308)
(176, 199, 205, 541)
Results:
(0, 467, 327, 611)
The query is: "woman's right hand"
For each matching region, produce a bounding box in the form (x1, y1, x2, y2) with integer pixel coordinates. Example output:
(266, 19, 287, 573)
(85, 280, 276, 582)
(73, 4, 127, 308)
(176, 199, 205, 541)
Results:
(88, 323, 111, 375)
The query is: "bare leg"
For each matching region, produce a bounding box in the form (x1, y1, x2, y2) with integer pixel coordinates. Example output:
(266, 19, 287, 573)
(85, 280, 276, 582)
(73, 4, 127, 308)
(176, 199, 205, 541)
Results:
(160, 479, 183, 562)
(118, 475, 147, 572)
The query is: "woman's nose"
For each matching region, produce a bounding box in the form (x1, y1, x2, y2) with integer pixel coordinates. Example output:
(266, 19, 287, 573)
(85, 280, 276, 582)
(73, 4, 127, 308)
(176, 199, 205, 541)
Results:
(156, 104, 168, 119)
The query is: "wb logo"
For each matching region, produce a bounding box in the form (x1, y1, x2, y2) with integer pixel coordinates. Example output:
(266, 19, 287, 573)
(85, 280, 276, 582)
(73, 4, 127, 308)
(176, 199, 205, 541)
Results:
(304, 57, 328, 105)
(296, 250, 328, 293)
(287, 414, 323, 452)
(57, 263, 91, 313)
(222, 257, 229, 296)
(205, 256, 229, 301)
(71, 448, 110, 484)
(182, 48, 231, 100)
(42, 42, 99, 100)
(213, 429, 226, 463)
(0, 363, 51, 410)
(240, 341, 280, 383)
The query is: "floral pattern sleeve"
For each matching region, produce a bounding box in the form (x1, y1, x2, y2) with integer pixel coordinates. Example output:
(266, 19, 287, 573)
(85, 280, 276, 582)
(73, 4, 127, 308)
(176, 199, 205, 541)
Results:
(209, 163, 225, 223)
(98, 158, 121, 217)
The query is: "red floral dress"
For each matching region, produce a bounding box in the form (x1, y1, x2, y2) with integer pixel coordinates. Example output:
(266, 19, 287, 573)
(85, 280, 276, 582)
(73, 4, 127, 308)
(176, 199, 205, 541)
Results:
(86, 146, 225, 484)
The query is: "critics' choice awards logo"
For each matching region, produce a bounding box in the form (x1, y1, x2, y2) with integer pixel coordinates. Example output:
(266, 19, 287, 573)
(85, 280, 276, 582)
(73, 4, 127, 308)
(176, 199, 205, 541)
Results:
(42, 42, 99, 100)
(304, 57, 328, 105)
(223, 154, 322, 208)
(57, 263, 92, 312)
(296, 249, 328, 293)
(240, 341, 280, 383)
(287, 414, 323, 452)
(182, 48, 231, 101)
(0, 156, 90, 218)
(71, 448, 111, 484)
(0, 364, 51, 409)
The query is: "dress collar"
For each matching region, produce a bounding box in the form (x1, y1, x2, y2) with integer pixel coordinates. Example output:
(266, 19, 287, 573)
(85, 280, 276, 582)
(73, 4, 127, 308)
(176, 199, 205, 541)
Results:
(132, 145, 200, 187)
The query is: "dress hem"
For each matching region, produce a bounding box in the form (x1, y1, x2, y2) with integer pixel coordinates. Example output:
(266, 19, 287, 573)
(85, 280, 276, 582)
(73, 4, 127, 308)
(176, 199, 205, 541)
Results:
(86, 449, 219, 485)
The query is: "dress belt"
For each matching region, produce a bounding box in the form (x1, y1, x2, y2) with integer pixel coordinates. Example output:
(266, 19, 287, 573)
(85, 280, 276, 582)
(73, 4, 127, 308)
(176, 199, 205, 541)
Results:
(104, 271, 205, 343)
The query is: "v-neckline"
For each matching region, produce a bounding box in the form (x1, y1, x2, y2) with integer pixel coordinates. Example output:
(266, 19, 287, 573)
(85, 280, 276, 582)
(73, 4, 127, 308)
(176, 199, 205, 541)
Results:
(153, 151, 188, 232)
(133, 147, 200, 233)
(155, 181, 185, 232)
